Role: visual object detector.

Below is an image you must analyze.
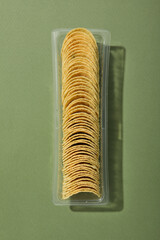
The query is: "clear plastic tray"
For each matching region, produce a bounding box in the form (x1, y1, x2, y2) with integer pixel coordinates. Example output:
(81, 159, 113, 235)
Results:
(52, 28, 111, 205)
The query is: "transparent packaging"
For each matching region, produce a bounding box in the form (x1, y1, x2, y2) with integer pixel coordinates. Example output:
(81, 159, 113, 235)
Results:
(52, 28, 111, 205)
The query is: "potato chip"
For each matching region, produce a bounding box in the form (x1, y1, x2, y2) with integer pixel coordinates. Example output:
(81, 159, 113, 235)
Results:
(63, 155, 100, 169)
(63, 188, 100, 199)
(63, 162, 99, 173)
(61, 28, 100, 199)
(62, 57, 98, 77)
(62, 49, 99, 67)
(63, 105, 99, 121)
(63, 96, 98, 114)
(62, 28, 97, 52)
(62, 70, 99, 90)
(62, 78, 99, 99)
(62, 38, 98, 57)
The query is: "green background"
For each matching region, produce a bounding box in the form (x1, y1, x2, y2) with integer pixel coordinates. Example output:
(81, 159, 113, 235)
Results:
(0, 0, 160, 239)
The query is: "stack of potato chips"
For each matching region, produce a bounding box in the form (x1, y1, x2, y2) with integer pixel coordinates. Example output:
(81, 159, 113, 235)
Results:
(61, 28, 100, 199)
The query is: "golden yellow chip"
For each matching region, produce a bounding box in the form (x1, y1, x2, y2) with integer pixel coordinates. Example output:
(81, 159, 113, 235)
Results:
(62, 28, 97, 52)
(63, 183, 100, 196)
(62, 69, 99, 90)
(63, 162, 99, 173)
(62, 84, 99, 104)
(63, 104, 98, 120)
(63, 155, 100, 169)
(63, 118, 99, 134)
(63, 187, 100, 199)
(62, 57, 98, 76)
(62, 76, 99, 98)
(62, 49, 99, 67)
(61, 28, 100, 199)
(64, 28, 97, 44)
(63, 162, 99, 179)
(62, 70, 98, 90)
(63, 147, 99, 163)
(63, 111, 98, 127)
(62, 37, 98, 56)
(63, 97, 98, 115)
